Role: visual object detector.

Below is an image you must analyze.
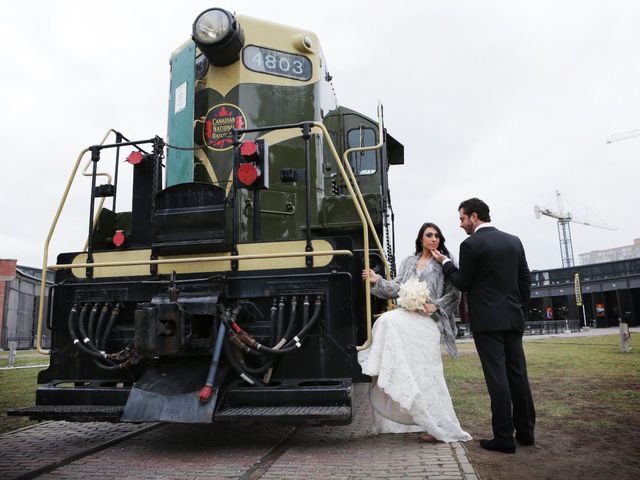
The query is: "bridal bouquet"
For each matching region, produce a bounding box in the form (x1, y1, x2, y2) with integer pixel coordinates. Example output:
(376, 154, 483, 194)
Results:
(397, 277, 439, 321)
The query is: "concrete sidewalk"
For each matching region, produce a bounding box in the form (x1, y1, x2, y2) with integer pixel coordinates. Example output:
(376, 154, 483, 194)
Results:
(525, 325, 638, 341)
(458, 325, 639, 343)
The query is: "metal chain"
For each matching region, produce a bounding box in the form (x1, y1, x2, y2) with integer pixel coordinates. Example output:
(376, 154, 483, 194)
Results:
(151, 136, 167, 213)
(164, 142, 200, 151)
(385, 207, 397, 278)
(384, 219, 394, 277)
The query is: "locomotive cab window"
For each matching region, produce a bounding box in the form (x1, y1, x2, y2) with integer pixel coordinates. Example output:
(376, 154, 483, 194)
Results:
(347, 127, 377, 175)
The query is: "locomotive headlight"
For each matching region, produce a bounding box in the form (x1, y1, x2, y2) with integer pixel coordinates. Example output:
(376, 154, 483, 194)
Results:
(192, 8, 245, 67)
(193, 9, 230, 43)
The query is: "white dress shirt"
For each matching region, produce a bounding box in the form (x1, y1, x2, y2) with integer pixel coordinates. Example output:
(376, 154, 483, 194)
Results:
(442, 223, 492, 265)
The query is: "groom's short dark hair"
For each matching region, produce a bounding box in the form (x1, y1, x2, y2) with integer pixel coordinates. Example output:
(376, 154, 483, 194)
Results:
(459, 198, 491, 222)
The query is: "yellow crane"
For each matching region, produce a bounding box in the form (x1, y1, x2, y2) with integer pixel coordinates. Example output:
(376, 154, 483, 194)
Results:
(606, 128, 640, 144)
(534, 191, 617, 268)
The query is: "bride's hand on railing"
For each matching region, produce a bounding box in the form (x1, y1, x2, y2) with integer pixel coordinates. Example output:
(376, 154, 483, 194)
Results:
(362, 268, 379, 284)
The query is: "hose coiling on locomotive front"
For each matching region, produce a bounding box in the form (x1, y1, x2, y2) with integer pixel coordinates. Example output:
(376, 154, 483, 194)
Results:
(66, 302, 141, 371)
(219, 296, 323, 385)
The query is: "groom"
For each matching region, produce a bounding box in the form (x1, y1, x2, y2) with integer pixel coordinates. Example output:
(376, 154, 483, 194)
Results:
(432, 198, 536, 454)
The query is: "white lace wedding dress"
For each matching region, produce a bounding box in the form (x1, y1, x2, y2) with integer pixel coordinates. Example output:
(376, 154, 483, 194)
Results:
(358, 307, 472, 442)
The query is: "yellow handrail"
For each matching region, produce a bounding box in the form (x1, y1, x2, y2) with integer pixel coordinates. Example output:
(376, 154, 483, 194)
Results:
(339, 102, 394, 310)
(36, 111, 393, 355)
(50, 249, 352, 271)
(314, 107, 388, 351)
(36, 129, 118, 354)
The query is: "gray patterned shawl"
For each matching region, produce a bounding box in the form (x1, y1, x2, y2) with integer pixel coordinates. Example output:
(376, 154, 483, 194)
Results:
(370, 254, 461, 357)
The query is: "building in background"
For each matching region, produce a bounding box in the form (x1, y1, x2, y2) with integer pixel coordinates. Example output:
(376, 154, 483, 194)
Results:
(0, 259, 53, 350)
(579, 238, 640, 265)
(530, 257, 640, 328)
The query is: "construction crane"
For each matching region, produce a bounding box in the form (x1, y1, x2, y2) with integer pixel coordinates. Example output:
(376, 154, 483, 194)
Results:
(534, 191, 617, 268)
(606, 128, 640, 144)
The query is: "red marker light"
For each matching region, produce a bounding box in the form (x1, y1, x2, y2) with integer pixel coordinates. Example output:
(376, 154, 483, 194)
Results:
(126, 151, 143, 165)
(112, 230, 126, 247)
(199, 385, 213, 404)
(238, 162, 258, 186)
(240, 141, 257, 157)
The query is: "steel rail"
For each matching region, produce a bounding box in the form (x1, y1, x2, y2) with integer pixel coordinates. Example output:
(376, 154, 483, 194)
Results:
(8, 422, 160, 480)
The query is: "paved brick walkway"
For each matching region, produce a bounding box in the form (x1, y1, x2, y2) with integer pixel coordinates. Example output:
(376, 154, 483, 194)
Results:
(0, 384, 478, 479)
(0, 421, 154, 479)
(259, 385, 477, 480)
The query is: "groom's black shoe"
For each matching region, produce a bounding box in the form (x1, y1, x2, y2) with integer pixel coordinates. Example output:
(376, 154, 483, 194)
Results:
(479, 439, 516, 454)
(515, 432, 535, 446)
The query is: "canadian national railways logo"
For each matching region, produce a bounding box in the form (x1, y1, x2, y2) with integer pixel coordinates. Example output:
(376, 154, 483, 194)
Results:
(204, 103, 246, 151)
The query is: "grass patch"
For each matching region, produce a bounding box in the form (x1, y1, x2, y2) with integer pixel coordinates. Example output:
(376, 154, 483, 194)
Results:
(0, 367, 43, 434)
(565, 417, 620, 432)
(600, 389, 640, 401)
(535, 399, 575, 418)
(0, 335, 638, 436)
(443, 334, 640, 431)
(0, 350, 50, 368)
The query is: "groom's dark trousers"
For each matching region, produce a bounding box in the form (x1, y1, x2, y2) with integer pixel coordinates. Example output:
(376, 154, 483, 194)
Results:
(443, 226, 535, 445)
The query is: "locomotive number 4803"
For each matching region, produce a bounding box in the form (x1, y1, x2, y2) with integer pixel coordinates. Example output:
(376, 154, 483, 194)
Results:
(243, 45, 312, 81)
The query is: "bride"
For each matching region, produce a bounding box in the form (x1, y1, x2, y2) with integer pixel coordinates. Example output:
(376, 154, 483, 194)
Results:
(358, 222, 471, 443)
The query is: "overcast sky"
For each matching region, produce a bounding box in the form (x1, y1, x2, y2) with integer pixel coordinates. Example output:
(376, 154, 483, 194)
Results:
(1, 0, 639, 272)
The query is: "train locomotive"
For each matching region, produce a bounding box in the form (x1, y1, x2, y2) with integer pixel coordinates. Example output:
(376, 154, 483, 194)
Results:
(12, 7, 404, 425)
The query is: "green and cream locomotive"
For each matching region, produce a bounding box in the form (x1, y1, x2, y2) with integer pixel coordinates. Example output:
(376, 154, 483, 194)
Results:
(13, 7, 404, 424)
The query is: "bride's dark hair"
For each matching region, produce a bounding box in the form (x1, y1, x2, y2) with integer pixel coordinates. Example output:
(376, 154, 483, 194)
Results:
(414, 222, 452, 258)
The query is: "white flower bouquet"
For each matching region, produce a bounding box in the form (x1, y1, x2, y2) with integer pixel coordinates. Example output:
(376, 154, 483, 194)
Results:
(397, 277, 440, 320)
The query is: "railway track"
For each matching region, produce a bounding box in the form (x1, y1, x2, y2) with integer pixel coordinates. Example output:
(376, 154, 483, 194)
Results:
(0, 384, 475, 479)
(0, 420, 300, 480)
(0, 421, 161, 480)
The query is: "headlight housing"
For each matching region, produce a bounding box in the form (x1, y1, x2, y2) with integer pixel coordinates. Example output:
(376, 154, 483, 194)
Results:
(192, 8, 244, 67)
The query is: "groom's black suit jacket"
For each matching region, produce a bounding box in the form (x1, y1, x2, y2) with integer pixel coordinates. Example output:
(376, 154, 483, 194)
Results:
(443, 225, 535, 443)
(442, 226, 530, 332)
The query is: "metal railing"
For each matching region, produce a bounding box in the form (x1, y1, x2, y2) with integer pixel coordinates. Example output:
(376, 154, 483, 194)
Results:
(4, 337, 34, 350)
(524, 319, 582, 335)
(35, 107, 392, 354)
(2, 336, 50, 350)
(455, 319, 583, 338)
